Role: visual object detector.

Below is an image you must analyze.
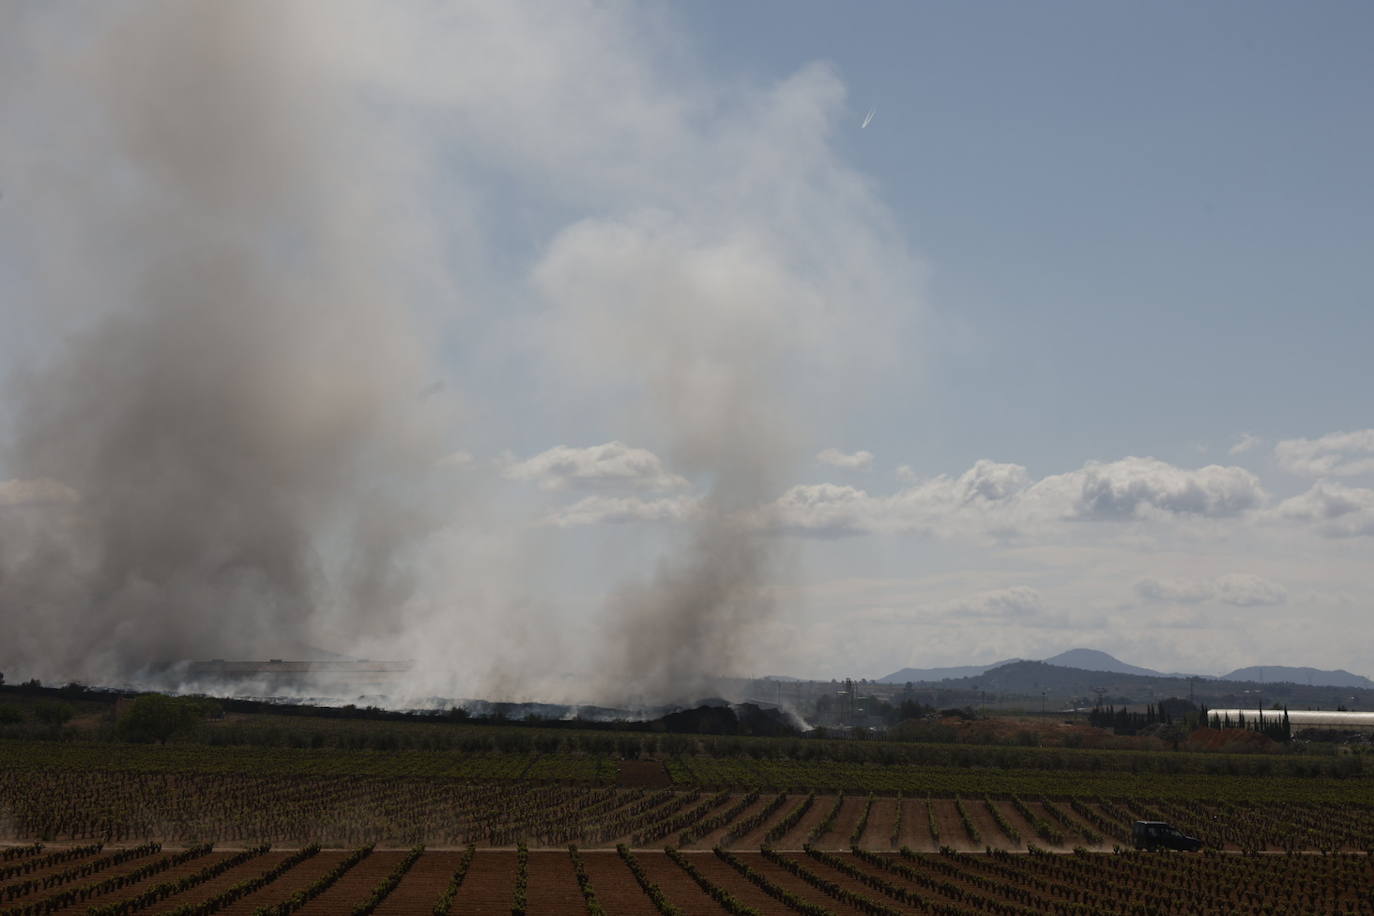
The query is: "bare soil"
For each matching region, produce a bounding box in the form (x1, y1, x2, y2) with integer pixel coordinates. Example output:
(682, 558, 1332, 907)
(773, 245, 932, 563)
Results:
(617, 759, 672, 789)
(373, 849, 464, 916)
(446, 846, 516, 915)
(816, 795, 868, 850)
(577, 850, 658, 916)
(217, 849, 345, 916)
(631, 851, 731, 916)
(684, 793, 776, 850)
(857, 795, 899, 850)
(0, 846, 109, 893)
(729, 792, 798, 849)
(295, 850, 404, 915)
(736, 852, 871, 915)
(524, 849, 585, 913)
(47, 850, 244, 916)
(770, 794, 832, 849)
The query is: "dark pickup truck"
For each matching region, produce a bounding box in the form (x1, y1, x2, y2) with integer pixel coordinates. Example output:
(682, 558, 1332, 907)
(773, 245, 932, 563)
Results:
(1132, 820, 1202, 851)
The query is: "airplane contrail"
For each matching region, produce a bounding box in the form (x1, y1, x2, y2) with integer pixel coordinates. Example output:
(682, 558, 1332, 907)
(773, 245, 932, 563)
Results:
(861, 107, 876, 129)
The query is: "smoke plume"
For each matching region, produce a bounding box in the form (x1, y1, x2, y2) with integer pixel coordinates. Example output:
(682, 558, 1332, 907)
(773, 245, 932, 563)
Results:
(0, 3, 919, 700)
(0, 4, 447, 683)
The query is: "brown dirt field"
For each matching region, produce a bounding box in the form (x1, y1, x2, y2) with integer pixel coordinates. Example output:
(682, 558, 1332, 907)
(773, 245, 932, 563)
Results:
(155, 851, 293, 913)
(770, 794, 832, 849)
(856, 796, 898, 850)
(1046, 801, 1113, 847)
(630, 851, 730, 916)
(373, 849, 465, 916)
(294, 849, 403, 915)
(729, 792, 797, 849)
(833, 851, 965, 909)
(577, 850, 658, 916)
(815, 795, 868, 850)
(900, 798, 939, 852)
(683, 793, 776, 850)
(446, 847, 516, 915)
(524, 850, 584, 913)
(617, 759, 672, 788)
(934, 802, 978, 851)
(967, 799, 1021, 850)
(1018, 800, 1071, 847)
(734, 853, 872, 916)
(0, 846, 110, 893)
(45, 850, 243, 916)
(688, 854, 795, 914)
(0, 845, 109, 889)
(217, 849, 347, 916)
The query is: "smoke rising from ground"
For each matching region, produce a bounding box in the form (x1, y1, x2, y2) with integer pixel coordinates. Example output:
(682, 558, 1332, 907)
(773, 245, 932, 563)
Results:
(0, 3, 919, 701)
(0, 4, 447, 682)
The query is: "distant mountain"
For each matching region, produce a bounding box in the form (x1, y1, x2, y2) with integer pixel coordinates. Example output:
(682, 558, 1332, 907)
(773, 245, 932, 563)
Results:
(1221, 666, 1374, 689)
(1041, 649, 1164, 678)
(877, 659, 1022, 685)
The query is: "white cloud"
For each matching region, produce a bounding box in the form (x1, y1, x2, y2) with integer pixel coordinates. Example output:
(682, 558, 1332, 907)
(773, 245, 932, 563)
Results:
(1135, 574, 1287, 607)
(767, 455, 1263, 538)
(1274, 429, 1374, 478)
(1273, 481, 1374, 538)
(546, 494, 699, 527)
(817, 448, 874, 470)
(503, 441, 687, 493)
(895, 464, 917, 482)
(1054, 457, 1265, 520)
(1229, 433, 1262, 455)
(1135, 577, 1214, 604)
(769, 483, 876, 537)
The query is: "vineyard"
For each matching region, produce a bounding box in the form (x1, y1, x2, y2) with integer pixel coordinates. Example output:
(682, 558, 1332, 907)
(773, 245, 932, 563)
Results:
(3, 755, 1373, 854)
(0, 844, 1370, 915)
(4, 735, 1374, 913)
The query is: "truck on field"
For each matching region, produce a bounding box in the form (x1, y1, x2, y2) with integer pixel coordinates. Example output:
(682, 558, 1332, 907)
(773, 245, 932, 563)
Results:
(1132, 820, 1202, 851)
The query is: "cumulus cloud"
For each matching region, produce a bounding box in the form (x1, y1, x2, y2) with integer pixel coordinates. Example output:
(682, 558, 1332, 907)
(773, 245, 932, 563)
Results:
(817, 448, 874, 470)
(1275, 429, 1374, 478)
(1135, 574, 1287, 607)
(503, 442, 687, 493)
(767, 455, 1262, 538)
(1229, 433, 1262, 455)
(1273, 481, 1374, 538)
(769, 483, 876, 537)
(1056, 457, 1265, 520)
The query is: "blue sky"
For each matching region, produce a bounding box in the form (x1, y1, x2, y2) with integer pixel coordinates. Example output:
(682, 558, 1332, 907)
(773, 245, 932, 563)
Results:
(1, 3, 1371, 697)
(682, 1, 1374, 477)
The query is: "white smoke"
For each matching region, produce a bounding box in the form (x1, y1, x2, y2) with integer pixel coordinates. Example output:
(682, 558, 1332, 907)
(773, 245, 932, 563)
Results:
(0, 2, 921, 701)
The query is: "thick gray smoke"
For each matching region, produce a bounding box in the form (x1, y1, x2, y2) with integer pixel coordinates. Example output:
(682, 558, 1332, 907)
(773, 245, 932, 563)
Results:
(0, 4, 917, 700)
(0, 5, 446, 683)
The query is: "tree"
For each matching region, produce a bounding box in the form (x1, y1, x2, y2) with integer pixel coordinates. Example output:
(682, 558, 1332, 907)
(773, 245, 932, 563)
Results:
(117, 694, 203, 744)
(34, 700, 75, 733)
